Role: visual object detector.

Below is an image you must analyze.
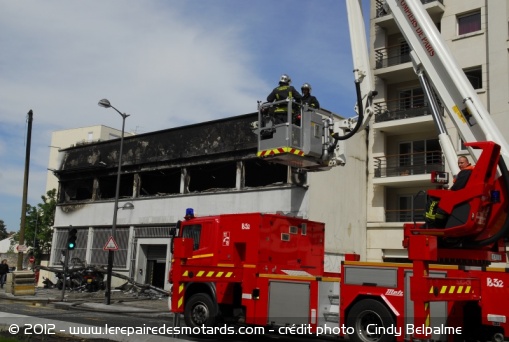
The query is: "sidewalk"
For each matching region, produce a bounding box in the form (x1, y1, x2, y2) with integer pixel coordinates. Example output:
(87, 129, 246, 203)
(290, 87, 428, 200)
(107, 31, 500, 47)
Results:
(0, 286, 182, 341)
(0, 286, 172, 316)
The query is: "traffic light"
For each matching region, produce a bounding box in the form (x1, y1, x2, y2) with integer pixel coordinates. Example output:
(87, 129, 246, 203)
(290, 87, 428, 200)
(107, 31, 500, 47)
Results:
(67, 228, 77, 250)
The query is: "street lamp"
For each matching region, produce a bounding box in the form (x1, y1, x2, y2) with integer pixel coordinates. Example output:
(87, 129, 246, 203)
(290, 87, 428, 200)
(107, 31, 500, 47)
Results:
(98, 98, 130, 305)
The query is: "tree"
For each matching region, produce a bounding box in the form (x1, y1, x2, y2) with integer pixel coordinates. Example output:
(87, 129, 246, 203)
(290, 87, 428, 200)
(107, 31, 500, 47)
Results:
(11, 189, 57, 262)
(0, 220, 7, 240)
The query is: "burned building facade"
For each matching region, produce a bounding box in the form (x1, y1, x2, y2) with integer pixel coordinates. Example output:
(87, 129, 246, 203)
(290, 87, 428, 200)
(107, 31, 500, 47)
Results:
(50, 113, 312, 289)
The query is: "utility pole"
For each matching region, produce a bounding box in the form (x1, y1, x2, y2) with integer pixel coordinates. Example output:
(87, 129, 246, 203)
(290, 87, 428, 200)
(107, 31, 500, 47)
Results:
(17, 110, 33, 271)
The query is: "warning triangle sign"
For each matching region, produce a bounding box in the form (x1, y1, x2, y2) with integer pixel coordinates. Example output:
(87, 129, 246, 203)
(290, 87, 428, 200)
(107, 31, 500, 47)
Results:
(103, 236, 119, 251)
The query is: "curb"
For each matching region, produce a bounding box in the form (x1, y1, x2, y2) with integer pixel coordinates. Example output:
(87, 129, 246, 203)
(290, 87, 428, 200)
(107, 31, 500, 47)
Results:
(53, 301, 173, 315)
(1, 291, 172, 316)
(0, 292, 58, 303)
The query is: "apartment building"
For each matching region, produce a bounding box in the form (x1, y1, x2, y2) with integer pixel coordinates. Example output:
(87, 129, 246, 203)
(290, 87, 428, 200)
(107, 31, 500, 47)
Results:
(366, 0, 509, 261)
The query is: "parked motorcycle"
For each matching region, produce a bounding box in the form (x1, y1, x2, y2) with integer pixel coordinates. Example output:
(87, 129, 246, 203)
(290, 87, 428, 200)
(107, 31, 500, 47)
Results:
(82, 267, 105, 292)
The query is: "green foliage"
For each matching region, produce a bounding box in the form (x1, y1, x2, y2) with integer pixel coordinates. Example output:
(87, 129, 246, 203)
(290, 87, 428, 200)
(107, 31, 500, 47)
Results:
(0, 219, 7, 240)
(10, 189, 57, 262)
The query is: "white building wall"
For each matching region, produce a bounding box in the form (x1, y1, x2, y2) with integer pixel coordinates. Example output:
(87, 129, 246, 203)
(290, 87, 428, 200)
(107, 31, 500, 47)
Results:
(54, 187, 308, 228)
(0, 237, 13, 254)
(308, 130, 368, 264)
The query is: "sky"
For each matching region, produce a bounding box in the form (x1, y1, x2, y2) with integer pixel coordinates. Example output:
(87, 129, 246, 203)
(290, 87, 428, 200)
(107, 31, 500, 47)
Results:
(0, 0, 370, 232)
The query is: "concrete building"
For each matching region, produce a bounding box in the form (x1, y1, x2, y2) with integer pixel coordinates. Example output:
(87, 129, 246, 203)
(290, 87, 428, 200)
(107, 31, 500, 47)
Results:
(366, 0, 509, 261)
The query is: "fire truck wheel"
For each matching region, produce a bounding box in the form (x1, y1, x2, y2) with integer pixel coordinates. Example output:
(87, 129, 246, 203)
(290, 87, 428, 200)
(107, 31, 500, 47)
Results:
(184, 293, 218, 328)
(346, 299, 395, 342)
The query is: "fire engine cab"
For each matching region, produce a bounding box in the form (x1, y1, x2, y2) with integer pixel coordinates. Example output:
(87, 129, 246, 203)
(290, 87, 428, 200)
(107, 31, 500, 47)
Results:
(169, 210, 342, 332)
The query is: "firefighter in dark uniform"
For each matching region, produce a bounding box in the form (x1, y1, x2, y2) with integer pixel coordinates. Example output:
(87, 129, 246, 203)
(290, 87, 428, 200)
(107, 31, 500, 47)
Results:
(301, 83, 320, 109)
(266, 74, 302, 124)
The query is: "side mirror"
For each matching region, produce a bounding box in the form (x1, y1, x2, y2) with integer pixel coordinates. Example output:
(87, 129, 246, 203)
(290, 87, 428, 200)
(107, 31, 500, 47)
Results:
(170, 220, 182, 237)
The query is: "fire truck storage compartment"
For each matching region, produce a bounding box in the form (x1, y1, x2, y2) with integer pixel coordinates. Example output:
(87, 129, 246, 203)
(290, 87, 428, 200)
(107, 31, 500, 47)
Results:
(267, 279, 340, 330)
(268, 281, 310, 326)
(343, 265, 398, 287)
(318, 278, 340, 330)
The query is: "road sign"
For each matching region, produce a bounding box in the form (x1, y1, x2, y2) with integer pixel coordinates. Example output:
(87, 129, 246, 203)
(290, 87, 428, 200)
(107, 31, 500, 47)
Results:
(103, 236, 119, 251)
(29, 256, 35, 263)
(16, 245, 27, 252)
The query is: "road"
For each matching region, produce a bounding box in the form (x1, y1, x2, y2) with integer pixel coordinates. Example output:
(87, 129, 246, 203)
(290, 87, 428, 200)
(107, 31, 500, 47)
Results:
(0, 299, 339, 342)
(0, 298, 174, 341)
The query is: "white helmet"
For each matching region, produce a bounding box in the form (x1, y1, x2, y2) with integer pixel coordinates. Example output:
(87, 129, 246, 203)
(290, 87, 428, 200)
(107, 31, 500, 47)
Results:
(279, 74, 291, 84)
(301, 83, 312, 92)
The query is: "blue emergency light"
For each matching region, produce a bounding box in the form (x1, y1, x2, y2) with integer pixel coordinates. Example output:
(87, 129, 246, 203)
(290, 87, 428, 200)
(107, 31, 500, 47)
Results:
(185, 208, 195, 219)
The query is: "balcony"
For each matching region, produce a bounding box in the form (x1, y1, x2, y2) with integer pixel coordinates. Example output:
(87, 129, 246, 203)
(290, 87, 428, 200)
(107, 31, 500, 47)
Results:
(374, 95, 438, 123)
(375, 43, 411, 69)
(375, 0, 445, 35)
(374, 43, 417, 83)
(374, 150, 444, 178)
(385, 208, 425, 223)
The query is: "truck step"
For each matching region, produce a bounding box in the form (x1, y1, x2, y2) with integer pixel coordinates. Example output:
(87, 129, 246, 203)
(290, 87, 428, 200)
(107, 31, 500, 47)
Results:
(323, 312, 339, 323)
(328, 295, 339, 305)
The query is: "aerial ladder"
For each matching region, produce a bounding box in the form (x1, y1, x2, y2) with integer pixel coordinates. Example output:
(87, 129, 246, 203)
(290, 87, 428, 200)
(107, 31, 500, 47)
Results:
(372, 1, 509, 341)
(254, 0, 509, 340)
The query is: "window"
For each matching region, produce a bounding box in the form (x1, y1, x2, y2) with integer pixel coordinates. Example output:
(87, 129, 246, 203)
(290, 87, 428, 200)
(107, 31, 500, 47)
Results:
(399, 88, 425, 110)
(398, 195, 426, 222)
(458, 11, 481, 35)
(182, 224, 201, 250)
(398, 139, 441, 175)
(464, 67, 482, 89)
(399, 39, 410, 64)
(459, 138, 467, 151)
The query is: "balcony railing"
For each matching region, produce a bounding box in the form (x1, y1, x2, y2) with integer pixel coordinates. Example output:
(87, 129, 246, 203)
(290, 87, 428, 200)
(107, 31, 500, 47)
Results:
(374, 95, 438, 123)
(374, 151, 444, 178)
(375, 43, 411, 69)
(376, 0, 444, 18)
(385, 209, 425, 222)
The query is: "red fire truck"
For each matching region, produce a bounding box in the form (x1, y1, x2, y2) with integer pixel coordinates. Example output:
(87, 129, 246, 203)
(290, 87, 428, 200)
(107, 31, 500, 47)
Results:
(169, 207, 509, 342)
(169, 211, 342, 331)
(169, 0, 509, 341)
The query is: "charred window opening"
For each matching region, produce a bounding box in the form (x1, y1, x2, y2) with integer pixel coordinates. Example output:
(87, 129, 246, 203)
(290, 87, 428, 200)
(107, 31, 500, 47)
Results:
(60, 179, 94, 201)
(97, 174, 134, 199)
(139, 169, 181, 196)
(244, 160, 288, 187)
(59, 158, 298, 204)
(187, 161, 236, 192)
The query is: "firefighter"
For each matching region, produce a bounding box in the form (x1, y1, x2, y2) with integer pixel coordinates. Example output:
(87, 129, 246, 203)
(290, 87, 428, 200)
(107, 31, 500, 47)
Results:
(266, 74, 302, 124)
(301, 83, 320, 109)
(451, 156, 474, 190)
(425, 156, 475, 228)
